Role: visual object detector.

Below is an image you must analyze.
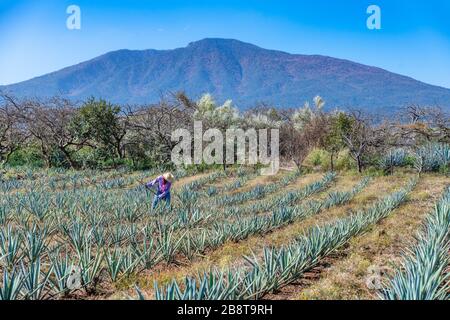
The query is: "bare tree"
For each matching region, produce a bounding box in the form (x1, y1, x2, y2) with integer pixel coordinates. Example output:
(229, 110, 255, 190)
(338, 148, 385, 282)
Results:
(280, 97, 329, 172)
(124, 93, 194, 165)
(280, 120, 315, 171)
(0, 95, 28, 166)
(394, 105, 450, 146)
(340, 110, 387, 173)
(14, 97, 85, 168)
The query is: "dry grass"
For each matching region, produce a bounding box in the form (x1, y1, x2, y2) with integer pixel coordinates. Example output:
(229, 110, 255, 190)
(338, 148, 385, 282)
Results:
(113, 173, 406, 299)
(290, 174, 449, 300)
(109, 172, 448, 300)
(261, 173, 409, 249)
(233, 172, 322, 210)
(175, 171, 213, 187)
(227, 173, 282, 195)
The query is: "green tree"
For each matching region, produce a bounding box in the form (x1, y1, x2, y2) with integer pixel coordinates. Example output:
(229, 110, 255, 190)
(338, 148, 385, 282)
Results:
(71, 98, 127, 164)
(322, 112, 350, 171)
(336, 112, 373, 173)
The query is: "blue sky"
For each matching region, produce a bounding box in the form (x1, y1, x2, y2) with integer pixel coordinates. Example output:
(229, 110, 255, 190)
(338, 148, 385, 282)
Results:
(1, 0, 449, 88)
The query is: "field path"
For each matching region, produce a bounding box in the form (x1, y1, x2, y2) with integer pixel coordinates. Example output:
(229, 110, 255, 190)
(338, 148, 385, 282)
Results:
(265, 174, 448, 300)
(113, 173, 409, 299)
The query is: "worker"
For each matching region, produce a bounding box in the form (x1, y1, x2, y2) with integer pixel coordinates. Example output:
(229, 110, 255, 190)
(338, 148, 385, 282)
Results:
(145, 172, 175, 210)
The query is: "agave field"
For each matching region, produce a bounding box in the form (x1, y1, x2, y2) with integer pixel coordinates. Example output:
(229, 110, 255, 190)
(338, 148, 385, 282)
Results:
(0, 161, 449, 300)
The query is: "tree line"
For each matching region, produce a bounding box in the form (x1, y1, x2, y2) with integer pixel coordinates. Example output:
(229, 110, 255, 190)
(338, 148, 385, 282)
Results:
(0, 92, 448, 173)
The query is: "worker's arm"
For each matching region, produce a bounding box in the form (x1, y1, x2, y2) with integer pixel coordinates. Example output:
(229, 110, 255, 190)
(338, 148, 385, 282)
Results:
(145, 177, 159, 189)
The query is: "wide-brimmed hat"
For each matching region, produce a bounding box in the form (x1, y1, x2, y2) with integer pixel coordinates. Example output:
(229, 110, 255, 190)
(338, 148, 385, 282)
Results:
(163, 172, 175, 182)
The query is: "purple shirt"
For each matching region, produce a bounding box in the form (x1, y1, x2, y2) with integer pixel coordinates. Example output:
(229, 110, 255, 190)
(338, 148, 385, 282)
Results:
(146, 176, 172, 198)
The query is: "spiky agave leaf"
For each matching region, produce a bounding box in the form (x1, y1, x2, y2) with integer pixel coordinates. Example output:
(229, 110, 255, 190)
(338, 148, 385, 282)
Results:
(0, 268, 24, 300)
(154, 179, 416, 300)
(381, 187, 450, 300)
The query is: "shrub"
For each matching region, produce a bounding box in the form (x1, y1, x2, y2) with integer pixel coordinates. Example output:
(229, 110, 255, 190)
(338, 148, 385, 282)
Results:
(305, 149, 330, 169)
(335, 150, 354, 171)
(7, 146, 44, 168)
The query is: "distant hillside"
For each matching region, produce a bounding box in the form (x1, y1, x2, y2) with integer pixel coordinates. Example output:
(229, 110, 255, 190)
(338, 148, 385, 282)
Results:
(2, 38, 450, 111)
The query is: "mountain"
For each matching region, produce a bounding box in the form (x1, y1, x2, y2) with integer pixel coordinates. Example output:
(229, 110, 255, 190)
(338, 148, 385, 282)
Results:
(2, 38, 450, 112)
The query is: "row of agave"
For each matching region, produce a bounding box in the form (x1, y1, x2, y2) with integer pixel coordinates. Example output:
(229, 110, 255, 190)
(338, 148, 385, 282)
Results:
(0, 162, 208, 196)
(223, 170, 258, 191)
(180, 170, 230, 193)
(172, 170, 240, 208)
(142, 173, 336, 261)
(207, 169, 260, 197)
(378, 143, 449, 174)
(162, 168, 257, 213)
(0, 165, 210, 225)
(169, 173, 333, 227)
(0, 172, 334, 248)
(378, 149, 408, 174)
(380, 186, 450, 300)
(145, 174, 338, 260)
(0, 168, 361, 299)
(0, 179, 23, 193)
(174, 177, 371, 263)
(0, 167, 273, 299)
(0, 167, 133, 194)
(413, 143, 450, 174)
(213, 171, 301, 206)
(0, 169, 238, 233)
(0, 168, 257, 237)
(191, 179, 369, 251)
(152, 178, 416, 300)
(223, 173, 336, 217)
(178, 172, 339, 227)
